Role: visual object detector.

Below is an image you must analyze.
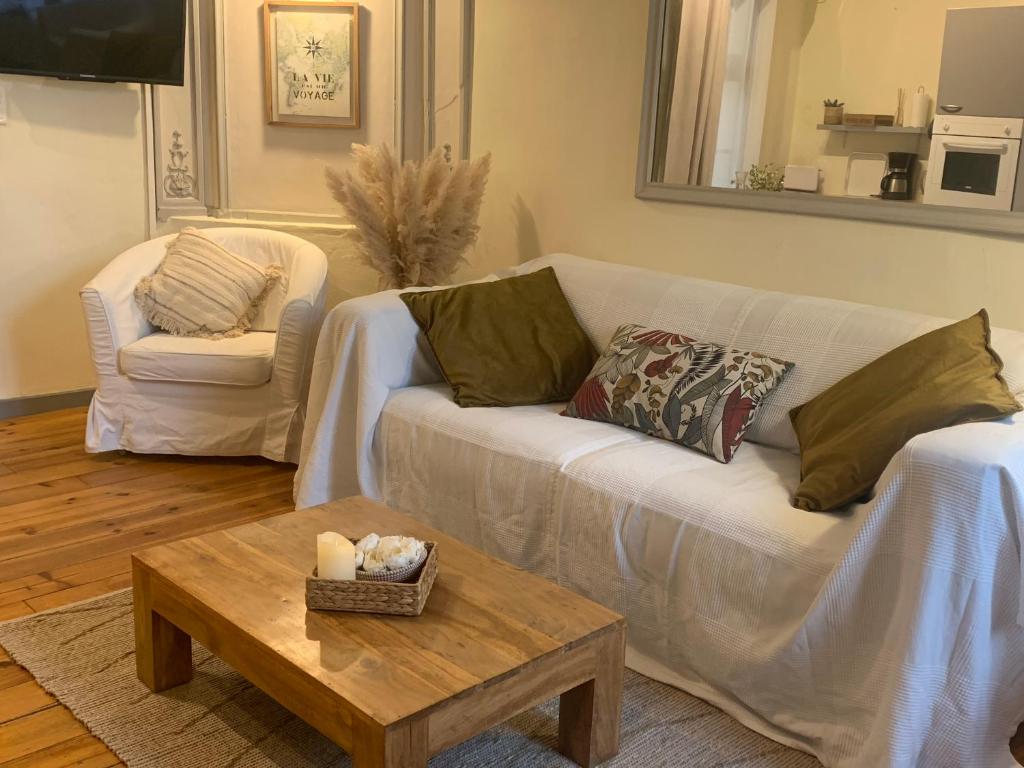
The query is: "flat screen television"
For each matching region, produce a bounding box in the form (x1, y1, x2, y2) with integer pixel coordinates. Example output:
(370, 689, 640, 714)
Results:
(0, 0, 186, 86)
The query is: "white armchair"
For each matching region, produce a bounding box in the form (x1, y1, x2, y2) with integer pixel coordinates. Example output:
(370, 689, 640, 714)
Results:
(80, 227, 328, 463)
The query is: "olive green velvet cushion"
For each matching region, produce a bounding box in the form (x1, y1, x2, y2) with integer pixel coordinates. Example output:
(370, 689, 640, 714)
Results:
(790, 310, 1021, 512)
(399, 268, 597, 407)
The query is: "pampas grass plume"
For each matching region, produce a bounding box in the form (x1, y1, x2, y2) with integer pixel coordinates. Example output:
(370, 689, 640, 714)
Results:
(326, 144, 491, 289)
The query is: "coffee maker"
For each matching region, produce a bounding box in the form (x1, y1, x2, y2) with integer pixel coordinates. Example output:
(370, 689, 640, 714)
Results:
(880, 152, 917, 201)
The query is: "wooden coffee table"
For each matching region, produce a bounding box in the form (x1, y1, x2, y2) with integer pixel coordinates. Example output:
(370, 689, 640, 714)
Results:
(132, 496, 626, 767)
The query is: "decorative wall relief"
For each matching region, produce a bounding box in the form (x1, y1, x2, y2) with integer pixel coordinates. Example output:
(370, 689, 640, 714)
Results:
(263, 2, 361, 129)
(163, 130, 196, 199)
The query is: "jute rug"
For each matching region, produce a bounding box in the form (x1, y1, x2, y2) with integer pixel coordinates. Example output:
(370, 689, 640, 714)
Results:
(0, 590, 819, 767)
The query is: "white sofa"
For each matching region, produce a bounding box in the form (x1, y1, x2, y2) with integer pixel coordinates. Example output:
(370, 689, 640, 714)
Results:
(296, 254, 1024, 768)
(81, 227, 327, 462)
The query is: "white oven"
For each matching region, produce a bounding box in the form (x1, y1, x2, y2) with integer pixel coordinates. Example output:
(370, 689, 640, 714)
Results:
(924, 116, 1023, 211)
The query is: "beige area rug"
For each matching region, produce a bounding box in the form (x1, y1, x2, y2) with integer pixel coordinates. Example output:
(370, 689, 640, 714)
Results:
(0, 590, 820, 767)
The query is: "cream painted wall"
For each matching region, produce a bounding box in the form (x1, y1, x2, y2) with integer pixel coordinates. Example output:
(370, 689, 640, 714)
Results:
(469, 0, 1024, 330)
(223, 0, 396, 215)
(0, 75, 148, 400)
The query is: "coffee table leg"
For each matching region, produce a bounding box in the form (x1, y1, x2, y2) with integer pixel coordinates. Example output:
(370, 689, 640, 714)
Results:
(353, 717, 428, 768)
(133, 565, 193, 692)
(558, 627, 626, 767)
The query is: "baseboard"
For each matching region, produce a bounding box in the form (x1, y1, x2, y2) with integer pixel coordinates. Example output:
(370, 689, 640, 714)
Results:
(0, 389, 94, 420)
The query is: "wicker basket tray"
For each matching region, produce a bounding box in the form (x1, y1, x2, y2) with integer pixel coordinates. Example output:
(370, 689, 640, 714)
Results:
(305, 542, 438, 616)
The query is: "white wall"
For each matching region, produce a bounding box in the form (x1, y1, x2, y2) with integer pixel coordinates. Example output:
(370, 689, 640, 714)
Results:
(469, 0, 1024, 331)
(0, 76, 148, 400)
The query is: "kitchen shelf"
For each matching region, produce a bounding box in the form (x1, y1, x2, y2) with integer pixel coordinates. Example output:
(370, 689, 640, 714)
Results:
(817, 123, 928, 134)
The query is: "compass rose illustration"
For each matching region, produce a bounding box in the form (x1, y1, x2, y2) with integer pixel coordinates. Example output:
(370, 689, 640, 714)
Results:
(304, 36, 326, 59)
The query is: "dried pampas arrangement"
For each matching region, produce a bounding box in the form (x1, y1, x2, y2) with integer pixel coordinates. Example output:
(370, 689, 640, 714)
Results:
(325, 144, 491, 290)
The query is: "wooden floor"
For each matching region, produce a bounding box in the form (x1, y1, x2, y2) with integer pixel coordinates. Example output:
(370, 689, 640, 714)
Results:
(0, 407, 296, 767)
(0, 407, 1022, 767)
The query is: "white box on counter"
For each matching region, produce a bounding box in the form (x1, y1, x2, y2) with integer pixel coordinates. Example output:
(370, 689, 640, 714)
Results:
(783, 165, 820, 193)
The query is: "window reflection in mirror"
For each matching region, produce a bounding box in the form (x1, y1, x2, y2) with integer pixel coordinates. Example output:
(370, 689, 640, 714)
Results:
(650, 0, 1024, 213)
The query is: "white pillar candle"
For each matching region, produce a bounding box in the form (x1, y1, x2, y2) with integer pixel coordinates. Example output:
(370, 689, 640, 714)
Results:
(317, 532, 356, 581)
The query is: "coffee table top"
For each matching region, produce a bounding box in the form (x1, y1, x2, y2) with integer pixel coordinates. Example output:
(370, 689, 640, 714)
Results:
(133, 496, 624, 727)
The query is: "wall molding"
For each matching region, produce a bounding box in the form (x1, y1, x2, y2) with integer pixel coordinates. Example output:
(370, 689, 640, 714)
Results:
(423, 0, 474, 161)
(150, 0, 406, 218)
(146, 1, 466, 221)
(460, 0, 474, 160)
(141, 84, 158, 240)
(0, 389, 94, 420)
(168, 212, 355, 237)
(163, 129, 197, 199)
(151, 0, 222, 222)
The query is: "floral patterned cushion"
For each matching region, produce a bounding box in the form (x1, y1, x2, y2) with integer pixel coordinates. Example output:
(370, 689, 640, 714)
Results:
(563, 324, 794, 463)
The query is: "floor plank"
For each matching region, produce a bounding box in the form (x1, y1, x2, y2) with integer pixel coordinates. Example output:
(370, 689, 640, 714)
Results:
(24, 572, 133, 613)
(0, 707, 90, 763)
(0, 734, 120, 768)
(0, 477, 90, 512)
(0, 656, 33, 689)
(0, 573, 48, 596)
(0, 577, 67, 608)
(0, 681, 55, 723)
(0, 602, 32, 622)
(0, 407, 295, 768)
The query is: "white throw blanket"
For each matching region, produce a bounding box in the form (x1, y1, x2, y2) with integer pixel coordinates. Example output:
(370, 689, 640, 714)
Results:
(296, 255, 1024, 767)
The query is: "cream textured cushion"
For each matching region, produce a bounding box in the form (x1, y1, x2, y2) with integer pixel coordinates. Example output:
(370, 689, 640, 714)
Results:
(134, 228, 284, 339)
(119, 332, 276, 386)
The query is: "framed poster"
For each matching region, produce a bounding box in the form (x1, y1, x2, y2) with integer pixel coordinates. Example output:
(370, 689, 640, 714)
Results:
(263, 1, 360, 128)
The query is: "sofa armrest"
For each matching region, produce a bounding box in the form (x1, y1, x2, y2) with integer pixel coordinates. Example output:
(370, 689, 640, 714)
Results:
(295, 290, 443, 507)
(79, 237, 170, 375)
(865, 412, 1024, 622)
(880, 412, 1024, 522)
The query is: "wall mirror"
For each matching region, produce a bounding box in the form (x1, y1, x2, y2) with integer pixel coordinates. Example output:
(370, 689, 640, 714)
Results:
(637, 0, 1024, 236)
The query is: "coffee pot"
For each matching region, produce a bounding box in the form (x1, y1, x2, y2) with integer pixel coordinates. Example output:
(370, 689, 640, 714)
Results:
(880, 152, 918, 200)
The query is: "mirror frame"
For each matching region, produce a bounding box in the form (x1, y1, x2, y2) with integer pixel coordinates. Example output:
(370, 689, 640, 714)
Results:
(635, 0, 1024, 238)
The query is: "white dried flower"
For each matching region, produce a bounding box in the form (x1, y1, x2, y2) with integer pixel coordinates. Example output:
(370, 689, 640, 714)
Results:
(355, 532, 426, 573)
(376, 536, 425, 569)
(355, 533, 380, 554)
(361, 549, 387, 574)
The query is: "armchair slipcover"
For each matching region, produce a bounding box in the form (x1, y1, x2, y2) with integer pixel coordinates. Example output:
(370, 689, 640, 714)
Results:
(80, 227, 328, 462)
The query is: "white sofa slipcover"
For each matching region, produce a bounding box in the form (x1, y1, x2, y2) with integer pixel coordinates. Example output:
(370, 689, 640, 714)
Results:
(296, 254, 1024, 767)
(81, 227, 327, 462)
